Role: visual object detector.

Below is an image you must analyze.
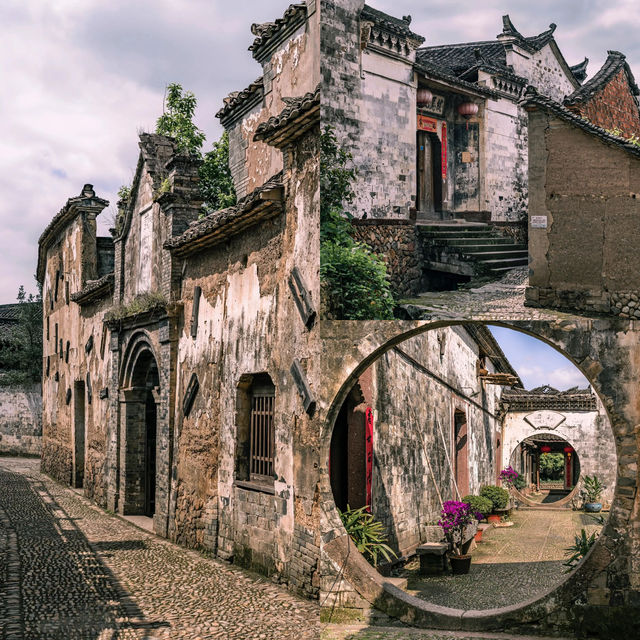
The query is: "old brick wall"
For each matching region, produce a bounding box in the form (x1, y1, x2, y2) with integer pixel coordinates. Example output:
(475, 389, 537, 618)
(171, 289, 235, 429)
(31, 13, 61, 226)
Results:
(350, 219, 421, 297)
(572, 68, 640, 138)
(0, 383, 42, 456)
(527, 111, 640, 313)
(366, 327, 502, 556)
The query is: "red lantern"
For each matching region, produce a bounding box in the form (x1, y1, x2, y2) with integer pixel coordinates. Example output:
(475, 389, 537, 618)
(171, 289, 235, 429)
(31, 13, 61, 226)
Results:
(540, 445, 552, 453)
(457, 101, 479, 119)
(563, 446, 574, 453)
(417, 87, 433, 106)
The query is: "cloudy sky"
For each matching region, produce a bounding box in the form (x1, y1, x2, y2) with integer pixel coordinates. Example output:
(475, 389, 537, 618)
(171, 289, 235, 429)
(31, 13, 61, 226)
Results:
(2, 1, 640, 301)
(489, 325, 590, 390)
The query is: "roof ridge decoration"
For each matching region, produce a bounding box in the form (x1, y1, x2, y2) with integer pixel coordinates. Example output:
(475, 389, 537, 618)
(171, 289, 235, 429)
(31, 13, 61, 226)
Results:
(500, 14, 523, 40)
(570, 57, 589, 84)
(564, 50, 639, 106)
(216, 78, 264, 127)
(522, 85, 640, 158)
(253, 85, 320, 148)
(37, 184, 110, 284)
(249, 3, 307, 64)
(361, 4, 425, 57)
(164, 172, 285, 257)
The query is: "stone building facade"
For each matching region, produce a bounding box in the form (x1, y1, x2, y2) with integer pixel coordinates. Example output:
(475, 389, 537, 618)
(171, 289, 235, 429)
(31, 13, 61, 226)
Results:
(330, 324, 517, 559)
(38, 1, 321, 599)
(524, 90, 640, 315)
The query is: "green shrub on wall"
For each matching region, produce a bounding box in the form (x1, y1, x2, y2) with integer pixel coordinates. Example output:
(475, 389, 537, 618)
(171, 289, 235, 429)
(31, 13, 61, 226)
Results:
(320, 126, 394, 319)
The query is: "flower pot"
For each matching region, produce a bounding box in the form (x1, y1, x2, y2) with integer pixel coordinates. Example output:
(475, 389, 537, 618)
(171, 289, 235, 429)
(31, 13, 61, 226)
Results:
(474, 529, 483, 543)
(487, 514, 501, 524)
(448, 553, 472, 575)
(585, 502, 602, 512)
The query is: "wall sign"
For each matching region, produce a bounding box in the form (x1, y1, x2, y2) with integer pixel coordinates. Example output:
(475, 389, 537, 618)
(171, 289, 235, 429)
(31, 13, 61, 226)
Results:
(531, 215, 548, 229)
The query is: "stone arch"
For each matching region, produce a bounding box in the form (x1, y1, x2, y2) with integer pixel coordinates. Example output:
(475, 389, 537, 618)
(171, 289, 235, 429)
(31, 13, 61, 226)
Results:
(118, 332, 161, 518)
(319, 319, 630, 632)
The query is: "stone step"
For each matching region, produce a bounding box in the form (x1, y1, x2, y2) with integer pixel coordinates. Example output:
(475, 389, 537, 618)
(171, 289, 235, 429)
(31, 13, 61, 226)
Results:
(419, 229, 496, 238)
(467, 249, 528, 261)
(459, 243, 527, 253)
(480, 257, 529, 271)
(430, 236, 515, 247)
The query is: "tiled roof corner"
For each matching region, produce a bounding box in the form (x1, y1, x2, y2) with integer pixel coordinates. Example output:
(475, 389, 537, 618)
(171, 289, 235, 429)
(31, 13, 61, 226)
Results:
(570, 57, 589, 84)
(164, 172, 284, 256)
(216, 78, 264, 125)
(565, 50, 639, 105)
(361, 4, 425, 45)
(249, 4, 307, 62)
(522, 86, 640, 158)
(253, 86, 320, 148)
(70, 273, 114, 306)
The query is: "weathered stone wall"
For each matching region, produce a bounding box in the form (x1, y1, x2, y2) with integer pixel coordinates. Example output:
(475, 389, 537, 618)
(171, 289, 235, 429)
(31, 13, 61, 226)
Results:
(368, 327, 503, 556)
(482, 97, 529, 222)
(527, 111, 640, 313)
(502, 399, 616, 505)
(350, 219, 421, 297)
(226, 0, 319, 199)
(41, 205, 114, 502)
(507, 42, 576, 102)
(0, 383, 42, 456)
(571, 68, 640, 138)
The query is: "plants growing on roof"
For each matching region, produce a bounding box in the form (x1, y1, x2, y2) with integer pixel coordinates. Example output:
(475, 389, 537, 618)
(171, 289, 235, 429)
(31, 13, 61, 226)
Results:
(338, 505, 397, 567)
(479, 485, 510, 511)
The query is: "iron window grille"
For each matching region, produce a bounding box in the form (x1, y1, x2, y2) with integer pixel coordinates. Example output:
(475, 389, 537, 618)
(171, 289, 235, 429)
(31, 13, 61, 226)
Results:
(249, 390, 275, 481)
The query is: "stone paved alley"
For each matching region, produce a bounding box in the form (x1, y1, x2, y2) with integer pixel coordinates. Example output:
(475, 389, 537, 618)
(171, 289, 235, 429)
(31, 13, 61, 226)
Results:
(0, 457, 319, 640)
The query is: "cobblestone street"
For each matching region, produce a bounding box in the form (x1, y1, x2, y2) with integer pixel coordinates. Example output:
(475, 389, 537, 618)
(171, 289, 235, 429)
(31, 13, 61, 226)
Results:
(0, 457, 319, 640)
(398, 269, 577, 321)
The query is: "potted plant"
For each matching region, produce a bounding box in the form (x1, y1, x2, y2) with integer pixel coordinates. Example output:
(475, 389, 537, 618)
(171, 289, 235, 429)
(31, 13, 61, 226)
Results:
(462, 495, 493, 541)
(480, 484, 510, 523)
(582, 475, 604, 513)
(499, 465, 518, 487)
(438, 500, 482, 574)
(338, 505, 397, 567)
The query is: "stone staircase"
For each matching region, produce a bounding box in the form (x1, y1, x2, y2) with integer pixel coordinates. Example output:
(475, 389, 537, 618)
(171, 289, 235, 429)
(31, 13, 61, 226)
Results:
(416, 221, 528, 279)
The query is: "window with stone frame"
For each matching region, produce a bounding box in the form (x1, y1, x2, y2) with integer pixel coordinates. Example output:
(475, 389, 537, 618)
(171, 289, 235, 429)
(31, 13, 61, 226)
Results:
(235, 373, 276, 487)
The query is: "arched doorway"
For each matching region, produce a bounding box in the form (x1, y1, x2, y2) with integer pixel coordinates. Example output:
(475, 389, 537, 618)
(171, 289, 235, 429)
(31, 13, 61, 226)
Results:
(120, 341, 160, 518)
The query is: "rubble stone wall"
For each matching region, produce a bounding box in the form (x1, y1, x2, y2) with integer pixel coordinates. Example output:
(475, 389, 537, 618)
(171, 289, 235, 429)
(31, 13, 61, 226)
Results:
(0, 383, 42, 456)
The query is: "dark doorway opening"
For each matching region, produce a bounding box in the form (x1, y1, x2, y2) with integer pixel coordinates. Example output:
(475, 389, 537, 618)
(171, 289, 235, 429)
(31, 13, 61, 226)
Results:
(144, 390, 157, 517)
(417, 130, 443, 215)
(73, 380, 85, 489)
(454, 408, 469, 497)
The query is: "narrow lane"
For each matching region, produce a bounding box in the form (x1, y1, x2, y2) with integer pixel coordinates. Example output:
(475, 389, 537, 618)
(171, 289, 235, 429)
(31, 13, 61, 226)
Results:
(0, 458, 319, 640)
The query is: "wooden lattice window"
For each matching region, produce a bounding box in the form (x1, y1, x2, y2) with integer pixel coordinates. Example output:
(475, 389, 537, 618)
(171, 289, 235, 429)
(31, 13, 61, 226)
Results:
(250, 386, 275, 480)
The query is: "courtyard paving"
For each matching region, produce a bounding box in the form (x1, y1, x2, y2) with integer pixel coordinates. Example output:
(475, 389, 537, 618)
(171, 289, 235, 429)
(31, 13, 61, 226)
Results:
(393, 508, 602, 611)
(397, 268, 577, 321)
(0, 457, 319, 640)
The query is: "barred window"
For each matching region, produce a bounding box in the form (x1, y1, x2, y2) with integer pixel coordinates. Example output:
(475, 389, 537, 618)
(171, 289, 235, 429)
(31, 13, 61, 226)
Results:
(250, 391, 275, 480)
(236, 373, 276, 486)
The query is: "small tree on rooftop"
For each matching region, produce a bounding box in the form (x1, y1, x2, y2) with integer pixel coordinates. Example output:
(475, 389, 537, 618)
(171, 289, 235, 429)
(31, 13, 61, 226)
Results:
(156, 83, 205, 155)
(199, 130, 236, 213)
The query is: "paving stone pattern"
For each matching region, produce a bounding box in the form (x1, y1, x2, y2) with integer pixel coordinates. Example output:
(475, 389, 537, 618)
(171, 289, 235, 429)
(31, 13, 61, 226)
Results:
(398, 268, 576, 321)
(0, 458, 319, 640)
(394, 508, 602, 611)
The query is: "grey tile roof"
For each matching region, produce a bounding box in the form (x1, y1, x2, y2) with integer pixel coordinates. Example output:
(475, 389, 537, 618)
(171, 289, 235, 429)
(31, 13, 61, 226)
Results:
(216, 78, 264, 123)
(249, 4, 307, 58)
(164, 173, 284, 257)
(565, 50, 639, 105)
(570, 57, 589, 84)
(0, 304, 23, 323)
(361, 5, 425, 44)
(502, 385, 596, 411)
(253, 86, 320, 148)
(414, 58, 499, 99)
(522, 86, 640, 159)
(70, 273, 114, 306)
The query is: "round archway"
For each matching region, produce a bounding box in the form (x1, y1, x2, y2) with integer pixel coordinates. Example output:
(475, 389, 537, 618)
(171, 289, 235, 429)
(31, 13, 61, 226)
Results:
(320, 320, 621, 632)
(119, 335, 161, 519)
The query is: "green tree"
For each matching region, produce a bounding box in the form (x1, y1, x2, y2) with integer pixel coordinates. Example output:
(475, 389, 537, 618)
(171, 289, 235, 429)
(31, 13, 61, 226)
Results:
(320, 126, 394, 319)
(539, 452, 565, 481)
(0, 285, 42, 385)
(199, 131, 237, 213)
(156, 83, 205, 155)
